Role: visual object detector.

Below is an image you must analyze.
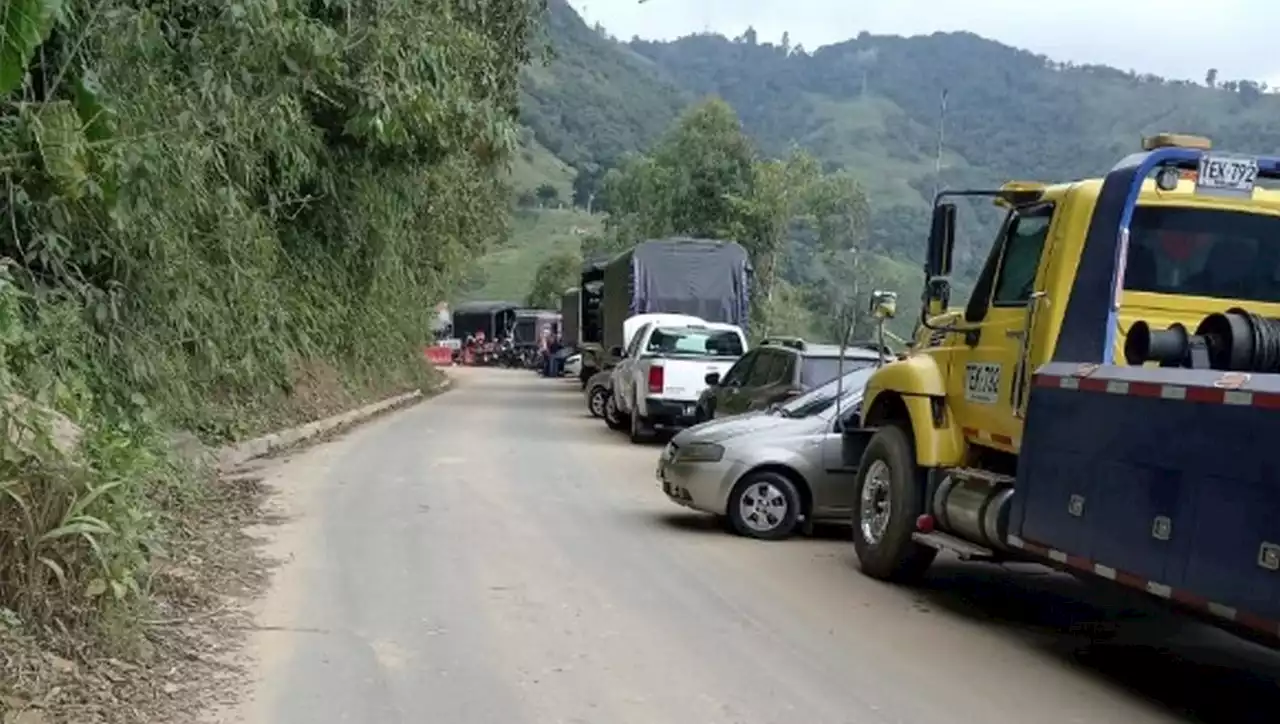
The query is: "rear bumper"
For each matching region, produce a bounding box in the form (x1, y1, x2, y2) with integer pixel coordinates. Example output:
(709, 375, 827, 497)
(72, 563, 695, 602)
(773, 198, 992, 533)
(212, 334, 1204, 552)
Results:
(640, 397, 700, 428)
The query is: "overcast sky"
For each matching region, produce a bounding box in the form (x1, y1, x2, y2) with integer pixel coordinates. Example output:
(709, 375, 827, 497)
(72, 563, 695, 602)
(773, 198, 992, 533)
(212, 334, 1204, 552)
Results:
(569, 0, 1278, 87)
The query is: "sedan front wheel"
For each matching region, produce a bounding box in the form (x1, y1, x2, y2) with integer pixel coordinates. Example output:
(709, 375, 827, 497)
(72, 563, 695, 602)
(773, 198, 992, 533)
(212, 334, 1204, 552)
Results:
(727, 471, 802, 541)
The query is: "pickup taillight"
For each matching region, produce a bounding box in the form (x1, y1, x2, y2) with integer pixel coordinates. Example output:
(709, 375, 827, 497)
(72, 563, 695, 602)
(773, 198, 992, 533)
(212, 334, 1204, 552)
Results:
(648, 365, 665, 393)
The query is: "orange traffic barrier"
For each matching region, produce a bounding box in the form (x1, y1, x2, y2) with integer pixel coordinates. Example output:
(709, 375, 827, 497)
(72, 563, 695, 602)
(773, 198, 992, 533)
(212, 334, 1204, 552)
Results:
(424, 345, 455, 366)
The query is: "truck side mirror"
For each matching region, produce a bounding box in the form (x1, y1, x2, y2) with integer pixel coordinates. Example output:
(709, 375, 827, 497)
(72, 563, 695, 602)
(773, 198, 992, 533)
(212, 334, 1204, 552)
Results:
(927, 202, 956, 277)
(869, 290, 897, 320)
(924, 202, 956, 317)
(704, 372, 721, 386)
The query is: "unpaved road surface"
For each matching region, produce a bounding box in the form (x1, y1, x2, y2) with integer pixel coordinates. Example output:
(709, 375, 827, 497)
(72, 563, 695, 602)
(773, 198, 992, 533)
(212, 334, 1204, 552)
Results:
(227, 367, 1280, 724)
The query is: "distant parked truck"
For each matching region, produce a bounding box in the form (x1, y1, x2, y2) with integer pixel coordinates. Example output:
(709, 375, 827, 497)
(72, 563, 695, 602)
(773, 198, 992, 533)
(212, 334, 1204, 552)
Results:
(576, 257, 609, 387)
(577, 240, 752, 388)
(600, 238, 751, 353)
(452, 300, 517, 366)
(513, 308, 560, 345)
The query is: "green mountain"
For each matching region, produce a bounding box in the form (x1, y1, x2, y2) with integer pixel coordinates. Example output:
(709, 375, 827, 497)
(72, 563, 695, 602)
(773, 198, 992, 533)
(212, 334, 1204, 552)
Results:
(492, 0, 1280, 309)
(519, 0, 689, 170)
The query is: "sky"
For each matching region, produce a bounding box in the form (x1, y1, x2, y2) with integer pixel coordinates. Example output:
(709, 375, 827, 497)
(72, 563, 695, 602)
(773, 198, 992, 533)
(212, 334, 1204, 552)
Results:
(569, 0, 1280, 88)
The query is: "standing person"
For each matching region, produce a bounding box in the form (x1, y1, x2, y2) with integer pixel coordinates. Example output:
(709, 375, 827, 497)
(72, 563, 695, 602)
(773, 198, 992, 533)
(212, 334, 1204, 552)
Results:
(538, 327, 551, 375)
(547, 333, 564, 378)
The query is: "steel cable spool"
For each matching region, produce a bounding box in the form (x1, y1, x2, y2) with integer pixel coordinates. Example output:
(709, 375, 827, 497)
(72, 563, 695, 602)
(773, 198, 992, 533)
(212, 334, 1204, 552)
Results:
(1194, 308, 1280, 373)
(1124, 320, 1192, 367)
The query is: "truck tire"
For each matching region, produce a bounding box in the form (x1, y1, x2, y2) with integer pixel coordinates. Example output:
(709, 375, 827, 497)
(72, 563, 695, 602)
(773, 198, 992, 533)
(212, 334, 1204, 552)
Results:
(604, 395, 627, 431)
(851, 424, 937, 582)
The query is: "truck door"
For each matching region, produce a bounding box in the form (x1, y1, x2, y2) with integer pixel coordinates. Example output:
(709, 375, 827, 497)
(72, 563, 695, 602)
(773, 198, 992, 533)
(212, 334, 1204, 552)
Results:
(948, 202, 1057, 450)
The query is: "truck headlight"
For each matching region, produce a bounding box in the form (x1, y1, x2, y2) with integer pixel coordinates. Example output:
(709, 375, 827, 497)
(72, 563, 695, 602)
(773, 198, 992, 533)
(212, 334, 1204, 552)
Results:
(677, 442, 724, 463)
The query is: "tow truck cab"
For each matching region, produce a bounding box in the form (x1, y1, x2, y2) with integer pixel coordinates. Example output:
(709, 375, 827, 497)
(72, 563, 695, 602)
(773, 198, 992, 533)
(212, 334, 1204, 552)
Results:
(850, 133, 1280, 644)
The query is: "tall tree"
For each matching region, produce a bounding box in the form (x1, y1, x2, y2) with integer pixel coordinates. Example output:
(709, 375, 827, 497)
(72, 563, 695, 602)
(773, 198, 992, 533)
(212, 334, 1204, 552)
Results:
(527, 251, 582, 309)
(605, 98, 756, 244)
(598, 100, 869, 333)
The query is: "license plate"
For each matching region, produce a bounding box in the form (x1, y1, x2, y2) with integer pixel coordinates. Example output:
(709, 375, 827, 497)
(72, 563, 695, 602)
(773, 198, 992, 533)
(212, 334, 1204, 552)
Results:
(1196, 154, 1258, 197)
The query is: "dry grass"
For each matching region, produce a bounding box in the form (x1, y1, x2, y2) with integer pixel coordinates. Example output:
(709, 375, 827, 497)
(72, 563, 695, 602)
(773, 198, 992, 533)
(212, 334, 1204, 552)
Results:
(0, 470, 274, 724)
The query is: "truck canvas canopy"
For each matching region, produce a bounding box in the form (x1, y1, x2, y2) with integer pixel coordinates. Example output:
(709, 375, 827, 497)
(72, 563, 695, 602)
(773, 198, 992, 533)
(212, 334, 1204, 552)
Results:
(452, 300, 518, 339)
(600, 238, 752, 351)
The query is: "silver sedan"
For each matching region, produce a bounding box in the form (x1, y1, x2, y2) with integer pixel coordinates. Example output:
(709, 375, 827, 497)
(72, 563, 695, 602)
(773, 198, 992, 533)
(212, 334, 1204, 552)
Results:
(656, 368, 875, 540)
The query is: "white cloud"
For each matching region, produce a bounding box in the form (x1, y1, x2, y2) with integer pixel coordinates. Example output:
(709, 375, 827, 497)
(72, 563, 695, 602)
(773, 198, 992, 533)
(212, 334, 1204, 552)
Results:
(571, 0, 1277, 84)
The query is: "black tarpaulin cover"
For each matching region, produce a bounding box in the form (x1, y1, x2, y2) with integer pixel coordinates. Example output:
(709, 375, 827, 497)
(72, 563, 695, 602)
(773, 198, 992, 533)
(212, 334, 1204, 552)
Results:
(601, 238, 752, 349)
(452, 300, 518, 339)
(561, 287, 581, 347)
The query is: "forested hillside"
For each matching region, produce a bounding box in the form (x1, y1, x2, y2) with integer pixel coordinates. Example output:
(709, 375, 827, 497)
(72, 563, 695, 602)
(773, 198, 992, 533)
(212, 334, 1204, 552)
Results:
(508, 0, 1280, 294)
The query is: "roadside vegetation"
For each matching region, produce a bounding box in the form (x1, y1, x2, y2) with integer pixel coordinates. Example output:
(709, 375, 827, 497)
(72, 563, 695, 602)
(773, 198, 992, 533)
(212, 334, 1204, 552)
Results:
(0, 0, 543, 719)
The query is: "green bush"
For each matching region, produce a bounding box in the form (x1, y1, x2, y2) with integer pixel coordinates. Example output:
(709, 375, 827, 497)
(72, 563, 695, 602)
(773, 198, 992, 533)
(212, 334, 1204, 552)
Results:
(0, 0, 544, 629)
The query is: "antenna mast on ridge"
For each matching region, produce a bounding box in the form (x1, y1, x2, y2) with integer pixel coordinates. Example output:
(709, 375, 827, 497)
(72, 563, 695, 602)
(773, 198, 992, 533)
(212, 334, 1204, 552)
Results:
(932, 88, 949, 200)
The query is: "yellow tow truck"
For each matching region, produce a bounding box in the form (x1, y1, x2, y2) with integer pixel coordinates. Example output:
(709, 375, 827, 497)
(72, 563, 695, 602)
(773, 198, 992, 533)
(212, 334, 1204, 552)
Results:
(846, 133, 1280, 644)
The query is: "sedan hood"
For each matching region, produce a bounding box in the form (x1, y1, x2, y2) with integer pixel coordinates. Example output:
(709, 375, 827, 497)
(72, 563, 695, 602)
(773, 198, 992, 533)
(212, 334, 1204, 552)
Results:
(676, 411, 796, 444)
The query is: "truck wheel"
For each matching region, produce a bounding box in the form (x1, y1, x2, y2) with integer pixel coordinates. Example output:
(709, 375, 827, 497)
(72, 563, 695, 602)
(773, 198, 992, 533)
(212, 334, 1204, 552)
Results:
(588, 387, 608, 418)
(727, 471, 801, 541)
(852, 424, 937, 582)
(604, 395, 627, 431)
(629, 412, 652, 444)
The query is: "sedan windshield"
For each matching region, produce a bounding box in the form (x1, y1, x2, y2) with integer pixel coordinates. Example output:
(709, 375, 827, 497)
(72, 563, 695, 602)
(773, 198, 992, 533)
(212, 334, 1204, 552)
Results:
(801, 356, 879, 388)
(646, 326, 745, 357)
(778, 367, 875, 418)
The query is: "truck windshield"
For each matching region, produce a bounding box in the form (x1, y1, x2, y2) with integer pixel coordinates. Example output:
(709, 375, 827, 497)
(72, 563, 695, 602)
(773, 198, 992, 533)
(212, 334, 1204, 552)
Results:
(646, 327, 744, 357)
(1123, 205, 1280, 303)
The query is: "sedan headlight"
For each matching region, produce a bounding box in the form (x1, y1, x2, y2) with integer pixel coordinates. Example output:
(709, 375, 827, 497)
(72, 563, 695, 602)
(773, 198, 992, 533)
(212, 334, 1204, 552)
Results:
(676, 442, 724, 463)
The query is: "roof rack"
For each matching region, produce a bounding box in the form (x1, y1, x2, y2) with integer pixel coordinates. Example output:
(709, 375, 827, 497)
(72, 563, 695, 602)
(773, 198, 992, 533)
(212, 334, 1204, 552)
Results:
(761, 336, 806, 351)
(847, 340, 894, 356)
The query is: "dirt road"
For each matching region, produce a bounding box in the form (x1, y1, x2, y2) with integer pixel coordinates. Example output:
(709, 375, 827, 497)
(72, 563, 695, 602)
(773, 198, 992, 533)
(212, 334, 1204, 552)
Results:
(227, 367, 1280, 724)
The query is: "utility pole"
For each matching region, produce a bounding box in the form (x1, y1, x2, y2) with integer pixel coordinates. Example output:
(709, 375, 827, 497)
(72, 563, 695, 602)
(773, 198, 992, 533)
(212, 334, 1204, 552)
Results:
(932, 88, 948, 201)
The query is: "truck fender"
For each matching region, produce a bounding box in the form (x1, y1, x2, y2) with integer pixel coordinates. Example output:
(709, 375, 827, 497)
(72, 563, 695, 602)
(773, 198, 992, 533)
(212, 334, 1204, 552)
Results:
(861, 357, 965, 468)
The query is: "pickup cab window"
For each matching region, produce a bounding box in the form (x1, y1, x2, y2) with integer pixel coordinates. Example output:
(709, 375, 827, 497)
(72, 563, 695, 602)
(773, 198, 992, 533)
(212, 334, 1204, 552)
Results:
(625, 323, 651, 358)
(645, 326, 745, 357)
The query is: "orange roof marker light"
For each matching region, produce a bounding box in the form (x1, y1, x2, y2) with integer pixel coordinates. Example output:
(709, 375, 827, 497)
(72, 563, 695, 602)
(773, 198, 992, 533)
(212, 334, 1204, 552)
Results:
(1142, 133, 1212, 151)
(993, 180, 1046, 208)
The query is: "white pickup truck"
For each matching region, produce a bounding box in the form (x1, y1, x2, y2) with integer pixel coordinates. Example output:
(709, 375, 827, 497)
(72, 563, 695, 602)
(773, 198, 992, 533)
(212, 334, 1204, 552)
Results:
(608, 317, 748, 443)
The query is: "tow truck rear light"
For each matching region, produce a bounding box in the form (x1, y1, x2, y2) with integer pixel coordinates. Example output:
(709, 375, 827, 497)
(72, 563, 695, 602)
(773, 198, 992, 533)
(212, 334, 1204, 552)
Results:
(648, 365, 664, 393)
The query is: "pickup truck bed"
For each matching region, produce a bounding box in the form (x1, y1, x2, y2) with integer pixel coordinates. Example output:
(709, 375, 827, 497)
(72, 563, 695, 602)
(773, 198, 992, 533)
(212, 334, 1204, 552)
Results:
(612, 321, 747, 440)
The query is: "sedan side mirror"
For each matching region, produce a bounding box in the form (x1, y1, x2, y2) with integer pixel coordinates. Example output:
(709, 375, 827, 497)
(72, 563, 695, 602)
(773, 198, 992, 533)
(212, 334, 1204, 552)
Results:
(704, 372, 721, 386)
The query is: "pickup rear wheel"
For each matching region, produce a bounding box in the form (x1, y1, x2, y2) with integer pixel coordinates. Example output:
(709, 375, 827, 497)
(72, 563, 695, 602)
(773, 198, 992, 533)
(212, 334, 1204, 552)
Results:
(604, 395, 627, 431)
(852, 424, 937, 582)
(588, 387, 608, 418)
(629, 410, 652, 444)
